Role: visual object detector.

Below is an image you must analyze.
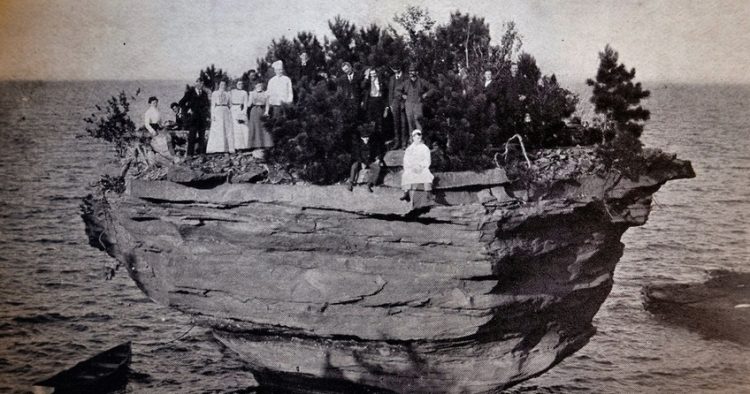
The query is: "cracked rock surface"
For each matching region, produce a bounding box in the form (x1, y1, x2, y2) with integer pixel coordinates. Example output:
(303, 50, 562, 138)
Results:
(81, 149, 694, 393)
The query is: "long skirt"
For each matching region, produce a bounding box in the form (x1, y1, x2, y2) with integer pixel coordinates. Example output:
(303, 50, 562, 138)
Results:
(248, 105, 274, 149)
(231, 105, 250, 150)
(206, 107, 236, 154)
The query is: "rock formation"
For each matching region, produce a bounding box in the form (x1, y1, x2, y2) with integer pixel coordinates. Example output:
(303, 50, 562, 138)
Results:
(643, 270, 750, 346)
(81, 147, 694, 393)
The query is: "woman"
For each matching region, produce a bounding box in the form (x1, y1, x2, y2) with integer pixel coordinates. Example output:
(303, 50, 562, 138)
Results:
(230, 80, 250, 150)
(206, 80, 236, 154)
(400, 129, 434, 202)
(247, 82, 273, 154)
(144, 96, 175, 158)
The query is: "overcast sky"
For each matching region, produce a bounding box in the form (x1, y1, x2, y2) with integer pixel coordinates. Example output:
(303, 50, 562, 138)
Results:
(1, 0, 748, 85)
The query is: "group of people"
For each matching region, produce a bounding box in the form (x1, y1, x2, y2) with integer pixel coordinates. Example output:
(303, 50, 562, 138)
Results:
(142, 55, 437, 202)
(143, 62, 291, 159)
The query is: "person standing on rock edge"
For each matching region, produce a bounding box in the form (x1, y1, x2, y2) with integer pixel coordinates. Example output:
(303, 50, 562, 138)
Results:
(386, 63, 407, 149)
(179, 79, 210, 155)
(266, 60, 294, 119)
(400, 129, 434, 202)
(230, 80, 250, 150)
(398, 64, 436, 136)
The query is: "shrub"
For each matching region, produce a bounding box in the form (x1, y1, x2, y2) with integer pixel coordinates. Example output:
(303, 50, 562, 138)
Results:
(84, 90, 143, 158)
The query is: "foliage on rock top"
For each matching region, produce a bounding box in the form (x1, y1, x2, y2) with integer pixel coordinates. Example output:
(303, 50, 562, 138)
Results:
(238, 7, 581, 183)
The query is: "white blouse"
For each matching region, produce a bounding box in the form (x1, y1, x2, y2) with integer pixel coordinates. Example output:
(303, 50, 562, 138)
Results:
(144, 106, 161, 135)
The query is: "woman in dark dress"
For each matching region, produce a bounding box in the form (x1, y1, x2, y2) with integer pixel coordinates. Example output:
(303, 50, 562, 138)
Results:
(247, 81, 274, 151)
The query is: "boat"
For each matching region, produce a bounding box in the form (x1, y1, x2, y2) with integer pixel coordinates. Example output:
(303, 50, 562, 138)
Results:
(31, 342, 131, 394)
(81, 147, 694, 393)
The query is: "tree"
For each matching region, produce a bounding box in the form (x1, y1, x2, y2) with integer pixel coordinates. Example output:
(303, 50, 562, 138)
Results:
(586, 45, 650, 140)
(198, 64, 228, 91)
(256, 7, 583, 183)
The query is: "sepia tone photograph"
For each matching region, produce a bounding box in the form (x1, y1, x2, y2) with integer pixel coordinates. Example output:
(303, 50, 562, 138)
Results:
(0, 0, 748, 392)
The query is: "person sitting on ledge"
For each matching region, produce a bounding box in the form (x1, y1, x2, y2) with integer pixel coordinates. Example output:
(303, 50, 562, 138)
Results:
(144, 96, 176, 158)
(347, 129, 385, 193)
(400, 129, 433, 202)
(164, 102, 185, 130)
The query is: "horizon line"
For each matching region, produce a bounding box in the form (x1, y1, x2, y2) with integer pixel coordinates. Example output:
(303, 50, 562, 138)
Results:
(1, 77, 748, 88)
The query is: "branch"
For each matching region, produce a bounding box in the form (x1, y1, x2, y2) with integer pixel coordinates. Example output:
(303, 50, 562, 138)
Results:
(503, 134, 532, 168)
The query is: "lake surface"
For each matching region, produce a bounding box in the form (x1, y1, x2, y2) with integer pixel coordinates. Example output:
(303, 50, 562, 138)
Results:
(0, 80, 747, 393)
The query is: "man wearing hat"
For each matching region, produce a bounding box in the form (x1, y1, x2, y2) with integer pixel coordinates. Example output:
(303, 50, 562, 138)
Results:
(266, 60, 294, 118)
(178, 78, 211, 155)
(398, 65, 436, 137)
(346, 126, 384, 193)
(386, 64, 408, 149)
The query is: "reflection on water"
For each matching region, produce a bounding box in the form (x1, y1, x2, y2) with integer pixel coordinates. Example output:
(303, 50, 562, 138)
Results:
(0, 81, 748, 393)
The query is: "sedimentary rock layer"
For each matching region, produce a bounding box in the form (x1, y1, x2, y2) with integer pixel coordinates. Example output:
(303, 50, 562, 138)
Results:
(81, 151, 694, 393)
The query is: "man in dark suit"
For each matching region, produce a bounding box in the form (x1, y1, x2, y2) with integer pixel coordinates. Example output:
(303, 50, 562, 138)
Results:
(298, 52, 319, 83)
(483, 69, 500, 126)
(386, 64, 408, 149)
(361, 67, 388, 138)
(337, 62, 362, 106)
(346, 129, 385, 193)
(337, 62, 364, 152)
(398, 64, 436, 137)
(178, 79, 210, 155)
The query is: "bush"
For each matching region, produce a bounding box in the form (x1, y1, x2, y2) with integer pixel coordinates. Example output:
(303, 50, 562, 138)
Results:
(255, 8, 579, 183)
(84, 90, 143, 158)
(265, 82, 354, 184)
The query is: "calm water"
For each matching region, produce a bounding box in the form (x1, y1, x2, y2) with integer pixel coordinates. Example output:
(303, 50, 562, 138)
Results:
(0, 81, 747, 393)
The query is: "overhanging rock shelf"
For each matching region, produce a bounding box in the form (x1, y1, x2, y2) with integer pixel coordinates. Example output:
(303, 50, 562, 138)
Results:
(82, 149, 694, 393)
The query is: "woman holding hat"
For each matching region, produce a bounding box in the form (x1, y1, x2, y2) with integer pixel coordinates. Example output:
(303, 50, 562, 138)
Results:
(400, 129, 434, 202)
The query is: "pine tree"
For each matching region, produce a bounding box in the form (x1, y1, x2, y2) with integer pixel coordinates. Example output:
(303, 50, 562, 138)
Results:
(586, 45, 650, 139)
(256, 8, 581, 183)
(198, 65, 228, 91)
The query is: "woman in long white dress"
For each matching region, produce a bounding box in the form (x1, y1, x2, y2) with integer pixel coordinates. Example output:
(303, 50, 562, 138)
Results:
(400, 129, 434, 202)
(230, 81, 250, 150)
(206, 80, 236, 154)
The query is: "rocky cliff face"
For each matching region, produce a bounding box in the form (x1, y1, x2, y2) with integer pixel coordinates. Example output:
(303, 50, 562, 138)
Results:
(82, 148, 694, 393)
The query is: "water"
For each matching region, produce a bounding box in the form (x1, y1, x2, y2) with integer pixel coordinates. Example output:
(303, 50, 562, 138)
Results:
(0, 81, 747, 393)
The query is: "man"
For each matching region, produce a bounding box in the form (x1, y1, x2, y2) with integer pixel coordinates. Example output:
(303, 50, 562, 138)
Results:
(244, 69, 258, 87)
(298, 52, 318, 82)
(266, 60, 294, 118)
(347, 130, 385, 193)
(398, 64, 436, 135)
(338, 61, 362, 106)
(178, 79, 210, 155)
(361, 68, 388, 137)
(483, 69, 500, 122)
(495, 63, 526, 142)
(337, 61, 364, 152)
(165, 102, 184, 130)
(386, 64, 408, 149)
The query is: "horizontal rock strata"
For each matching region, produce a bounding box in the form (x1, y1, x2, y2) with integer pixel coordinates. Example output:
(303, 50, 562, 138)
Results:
(82, 150, 694, 393)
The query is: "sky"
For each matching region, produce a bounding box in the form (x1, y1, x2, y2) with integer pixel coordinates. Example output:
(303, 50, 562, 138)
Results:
(0, 0, 749, 85)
